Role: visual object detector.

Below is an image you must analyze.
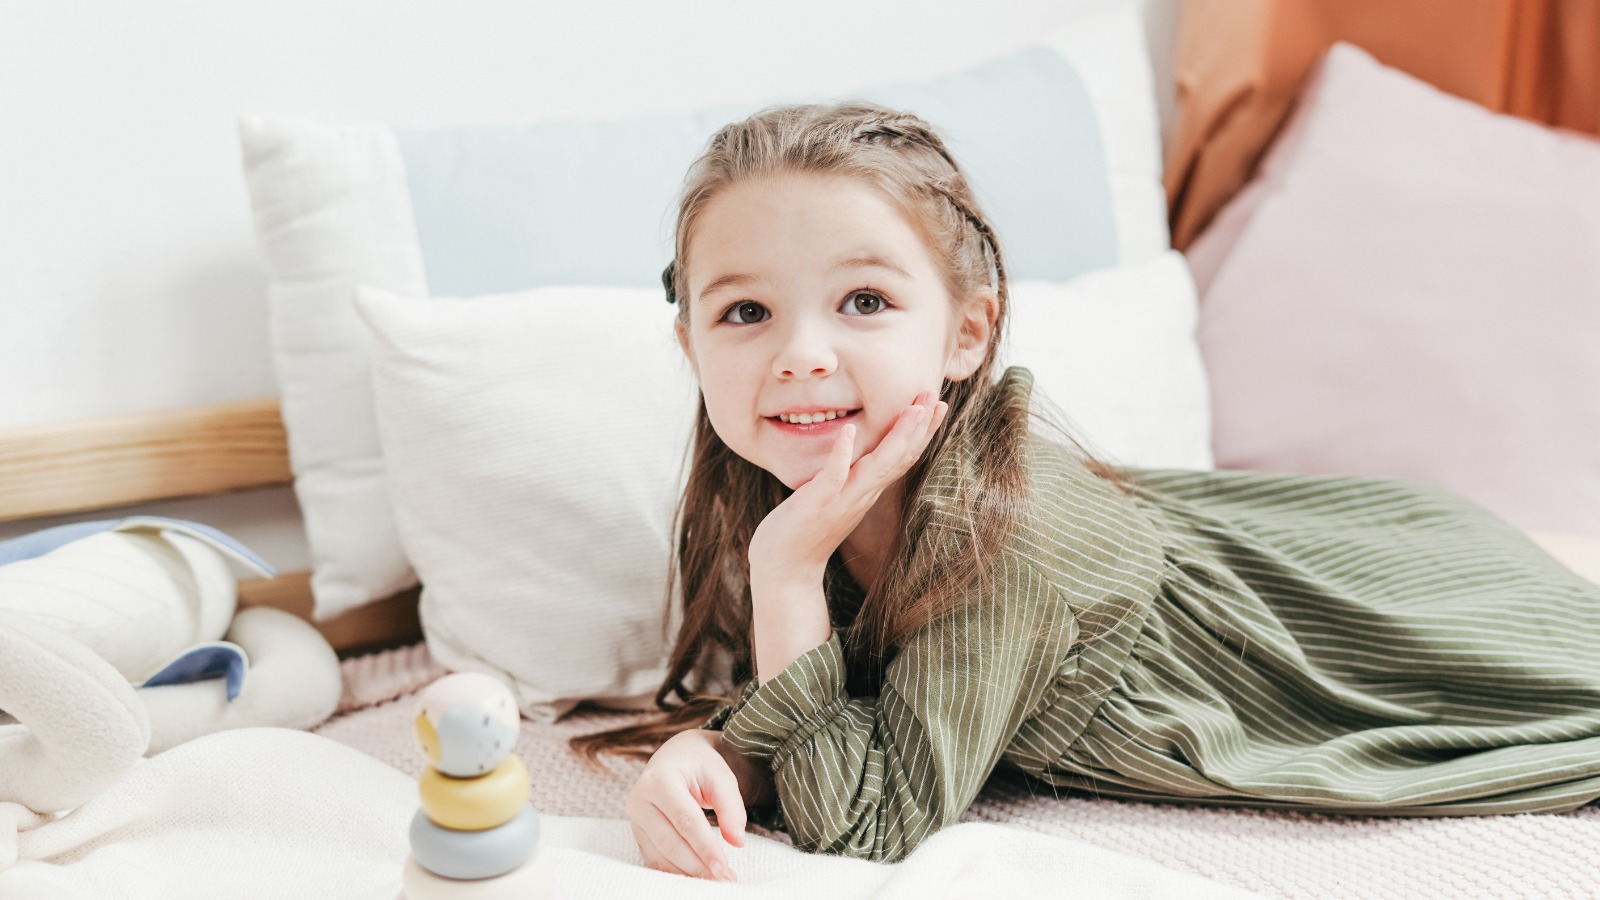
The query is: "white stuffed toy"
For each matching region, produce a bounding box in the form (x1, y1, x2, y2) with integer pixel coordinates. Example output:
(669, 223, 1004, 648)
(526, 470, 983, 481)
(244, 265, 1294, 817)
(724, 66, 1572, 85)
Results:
(0, 517, 269, 690)
(0, 517, 344, 814)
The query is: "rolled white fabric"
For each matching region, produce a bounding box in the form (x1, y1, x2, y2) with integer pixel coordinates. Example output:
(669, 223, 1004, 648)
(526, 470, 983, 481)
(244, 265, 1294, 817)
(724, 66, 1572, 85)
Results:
(140, 606, 343, 756)
(0, 517, 275, 685)
(0, 613, 150, 815)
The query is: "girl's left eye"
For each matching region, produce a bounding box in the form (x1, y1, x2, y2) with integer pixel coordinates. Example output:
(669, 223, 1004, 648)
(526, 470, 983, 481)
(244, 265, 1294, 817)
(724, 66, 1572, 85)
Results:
(841, 290, 888, 316)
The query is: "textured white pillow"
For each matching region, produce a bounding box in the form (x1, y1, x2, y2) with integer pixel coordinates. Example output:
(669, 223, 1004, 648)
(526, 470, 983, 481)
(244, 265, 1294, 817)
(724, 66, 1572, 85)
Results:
(239, 9, 1167, 622)
(1000, 251, 1211, 471)
(354, 258, 1207, 721)
(239, 123, 427, 620)
(355, 286, 697, 722)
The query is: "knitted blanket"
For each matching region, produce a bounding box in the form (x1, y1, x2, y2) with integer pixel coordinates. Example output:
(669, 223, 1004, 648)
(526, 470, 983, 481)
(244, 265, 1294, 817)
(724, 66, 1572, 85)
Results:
(315, 642, 1600, 899)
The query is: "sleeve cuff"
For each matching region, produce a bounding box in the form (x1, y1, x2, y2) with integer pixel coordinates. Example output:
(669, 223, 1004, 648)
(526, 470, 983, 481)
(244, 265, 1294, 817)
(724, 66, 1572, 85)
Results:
(698, 678, 759, 732)
(721, 632, 848, 764)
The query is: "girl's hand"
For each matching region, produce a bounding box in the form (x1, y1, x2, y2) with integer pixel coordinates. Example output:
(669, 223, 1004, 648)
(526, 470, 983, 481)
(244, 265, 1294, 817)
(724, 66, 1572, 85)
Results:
(626, 728, 746, 882)
(749, 389, 950, 577)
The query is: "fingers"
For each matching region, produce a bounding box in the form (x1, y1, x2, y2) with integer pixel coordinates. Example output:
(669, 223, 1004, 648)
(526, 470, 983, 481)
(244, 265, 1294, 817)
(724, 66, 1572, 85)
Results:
(829, 422, 856, 483)
(917, 388, 950, 428)
(626, 732, 745, 882)
(854, 389, 948, 482)
(639, 802, 718, 879)
(891, 390, 946, 452)
(690, 769, 748, 849)
(647, 797, 737, 881)
(908, 389, 949, 447)
(633, 818, 697, 878)
(633, 823, 677, 875)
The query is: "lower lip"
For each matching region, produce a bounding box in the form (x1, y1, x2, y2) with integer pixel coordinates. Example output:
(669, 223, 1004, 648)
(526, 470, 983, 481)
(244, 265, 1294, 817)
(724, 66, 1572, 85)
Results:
(767, 410, 860, 435)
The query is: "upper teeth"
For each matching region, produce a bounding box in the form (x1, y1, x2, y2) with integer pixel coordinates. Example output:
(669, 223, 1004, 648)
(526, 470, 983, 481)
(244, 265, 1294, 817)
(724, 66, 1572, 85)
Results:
(779, 410, 852, 424)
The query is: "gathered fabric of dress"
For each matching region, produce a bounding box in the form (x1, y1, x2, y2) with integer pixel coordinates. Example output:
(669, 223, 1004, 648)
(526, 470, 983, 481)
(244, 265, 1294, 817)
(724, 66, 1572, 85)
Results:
(702, 366, 1600, 863)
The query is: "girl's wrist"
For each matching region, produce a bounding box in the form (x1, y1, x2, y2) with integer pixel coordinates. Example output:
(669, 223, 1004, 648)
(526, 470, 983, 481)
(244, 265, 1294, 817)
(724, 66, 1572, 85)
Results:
(747, 552, 826, 590)
(710, 731, 776, 809)
(749, 569, 825, 597)
(749, 572, 831, 684)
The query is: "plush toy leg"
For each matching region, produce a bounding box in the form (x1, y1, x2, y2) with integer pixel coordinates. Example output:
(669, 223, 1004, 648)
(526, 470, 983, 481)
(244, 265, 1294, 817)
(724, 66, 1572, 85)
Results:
(0, 614, 150, 815)
(138, 606, 343, 756)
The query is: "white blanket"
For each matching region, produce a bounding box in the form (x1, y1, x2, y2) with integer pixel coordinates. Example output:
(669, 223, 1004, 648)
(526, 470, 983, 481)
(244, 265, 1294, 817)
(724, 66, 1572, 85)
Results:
(0, 727, 1268, 899)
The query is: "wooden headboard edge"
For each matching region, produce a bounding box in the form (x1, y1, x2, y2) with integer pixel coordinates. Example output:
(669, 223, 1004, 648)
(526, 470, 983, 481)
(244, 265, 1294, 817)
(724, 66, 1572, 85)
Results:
(0, 398, 424, 656)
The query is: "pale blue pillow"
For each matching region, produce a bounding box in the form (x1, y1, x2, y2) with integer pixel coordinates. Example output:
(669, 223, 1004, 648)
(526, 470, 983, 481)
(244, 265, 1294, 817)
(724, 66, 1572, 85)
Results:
(393, 44, 1115, 297)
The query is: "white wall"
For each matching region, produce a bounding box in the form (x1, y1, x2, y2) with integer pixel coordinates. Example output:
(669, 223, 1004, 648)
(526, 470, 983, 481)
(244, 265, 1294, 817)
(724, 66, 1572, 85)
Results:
(0, 0, 1181, 570)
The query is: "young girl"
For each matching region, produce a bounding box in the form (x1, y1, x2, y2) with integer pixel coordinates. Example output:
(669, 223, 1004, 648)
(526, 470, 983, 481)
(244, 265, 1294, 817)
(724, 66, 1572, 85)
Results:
(570, 100, 1600, 882)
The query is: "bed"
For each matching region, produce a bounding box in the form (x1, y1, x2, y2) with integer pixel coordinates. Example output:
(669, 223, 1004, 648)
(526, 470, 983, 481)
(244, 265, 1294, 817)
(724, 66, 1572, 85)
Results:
(5, 2, 1600, 897)
(4, 389, 1600, 897)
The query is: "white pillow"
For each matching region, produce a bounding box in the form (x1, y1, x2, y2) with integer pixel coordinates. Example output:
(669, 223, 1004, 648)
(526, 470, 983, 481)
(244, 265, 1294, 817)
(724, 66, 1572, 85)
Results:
(354, 257, 1207, 722)
(355, 286, 697, 722)
(240, 124, 427, 620)
(240, 9, 1167, 622)
(1000, 251, 1211, 471)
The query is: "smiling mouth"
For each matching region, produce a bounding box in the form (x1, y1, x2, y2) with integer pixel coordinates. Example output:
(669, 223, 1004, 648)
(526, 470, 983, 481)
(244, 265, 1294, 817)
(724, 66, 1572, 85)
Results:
(767, 409, 861, 431)
(770, 408, 861, 424)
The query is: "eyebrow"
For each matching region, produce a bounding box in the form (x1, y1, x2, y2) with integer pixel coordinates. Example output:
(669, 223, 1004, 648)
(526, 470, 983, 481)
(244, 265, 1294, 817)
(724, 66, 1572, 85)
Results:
(696, 255, 912, 305)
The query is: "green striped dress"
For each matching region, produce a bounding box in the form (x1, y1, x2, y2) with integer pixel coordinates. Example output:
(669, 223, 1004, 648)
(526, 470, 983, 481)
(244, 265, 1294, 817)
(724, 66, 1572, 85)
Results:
(702, 366, 1600, 862)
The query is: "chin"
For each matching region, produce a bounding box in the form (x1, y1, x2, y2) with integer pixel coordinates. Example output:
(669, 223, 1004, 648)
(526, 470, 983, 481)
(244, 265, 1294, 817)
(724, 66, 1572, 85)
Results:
(719, 443, 799, 490)
(722, 433, 831, 491)
(759, 464, 803, 491)
(767, 460, 824, 492)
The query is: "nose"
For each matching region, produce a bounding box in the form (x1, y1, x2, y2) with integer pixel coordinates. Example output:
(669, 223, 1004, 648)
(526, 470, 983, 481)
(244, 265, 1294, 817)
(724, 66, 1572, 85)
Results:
(771, 319, 836, 380)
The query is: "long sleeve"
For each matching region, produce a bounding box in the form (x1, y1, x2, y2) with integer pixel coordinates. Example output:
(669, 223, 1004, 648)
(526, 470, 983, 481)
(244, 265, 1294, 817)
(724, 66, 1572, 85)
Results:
(718, 553, 1078, 862)
(699, 679, 758, 733)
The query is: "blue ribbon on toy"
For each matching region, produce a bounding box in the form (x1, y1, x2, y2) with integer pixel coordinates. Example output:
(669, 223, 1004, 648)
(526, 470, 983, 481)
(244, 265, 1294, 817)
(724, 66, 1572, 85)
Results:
(0, 516, 274, 574)
(141, 642, 250, 701)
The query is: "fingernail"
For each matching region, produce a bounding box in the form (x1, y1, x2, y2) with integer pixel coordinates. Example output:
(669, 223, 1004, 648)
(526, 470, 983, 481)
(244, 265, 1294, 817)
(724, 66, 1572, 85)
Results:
(715, 864, 737, 882)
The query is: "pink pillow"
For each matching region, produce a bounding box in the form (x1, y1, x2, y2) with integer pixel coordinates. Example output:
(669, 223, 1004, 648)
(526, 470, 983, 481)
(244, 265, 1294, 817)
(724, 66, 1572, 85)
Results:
(1190, 42, 1600, 535)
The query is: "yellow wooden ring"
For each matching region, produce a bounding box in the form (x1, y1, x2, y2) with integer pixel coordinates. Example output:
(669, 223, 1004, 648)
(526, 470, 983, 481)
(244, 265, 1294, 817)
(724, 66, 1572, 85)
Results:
(419, 755, 530, 831)
(415, 712, 441, 764)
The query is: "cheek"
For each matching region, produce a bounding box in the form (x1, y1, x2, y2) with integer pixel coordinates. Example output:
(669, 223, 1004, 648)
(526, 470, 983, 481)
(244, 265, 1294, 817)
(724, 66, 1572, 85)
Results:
(856, 413, 893, 455)
(700, 392, 753, 450)
(699, 357, 747, 400)
(701, 400, 737, 439)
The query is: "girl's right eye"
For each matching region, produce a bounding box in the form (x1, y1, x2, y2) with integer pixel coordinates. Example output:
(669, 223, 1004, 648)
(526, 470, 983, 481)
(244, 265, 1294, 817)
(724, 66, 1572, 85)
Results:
(719, 301, 769, 325)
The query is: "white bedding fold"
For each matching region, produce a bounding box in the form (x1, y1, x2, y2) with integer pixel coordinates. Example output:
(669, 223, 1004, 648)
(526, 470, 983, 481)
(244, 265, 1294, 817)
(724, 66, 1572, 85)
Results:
(0, 726, 1266, 900)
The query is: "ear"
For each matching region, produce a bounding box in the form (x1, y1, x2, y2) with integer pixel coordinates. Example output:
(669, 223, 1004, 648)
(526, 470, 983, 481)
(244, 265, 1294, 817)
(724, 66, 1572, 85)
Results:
(943, 287, 998, 382)
(675, 317, 699, 378)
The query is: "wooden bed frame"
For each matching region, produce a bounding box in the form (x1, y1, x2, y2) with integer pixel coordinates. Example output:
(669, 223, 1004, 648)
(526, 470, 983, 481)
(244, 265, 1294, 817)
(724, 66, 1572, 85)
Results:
(0, 399, 422, 657)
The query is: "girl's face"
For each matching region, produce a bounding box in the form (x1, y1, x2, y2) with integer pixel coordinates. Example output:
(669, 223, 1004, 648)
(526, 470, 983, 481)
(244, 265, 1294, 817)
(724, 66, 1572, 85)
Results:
(677, 171, 990, 490)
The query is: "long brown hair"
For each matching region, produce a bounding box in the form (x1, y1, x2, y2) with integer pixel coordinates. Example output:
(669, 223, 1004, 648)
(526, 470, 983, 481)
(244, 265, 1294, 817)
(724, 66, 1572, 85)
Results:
(569, 100, 1131, 768)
